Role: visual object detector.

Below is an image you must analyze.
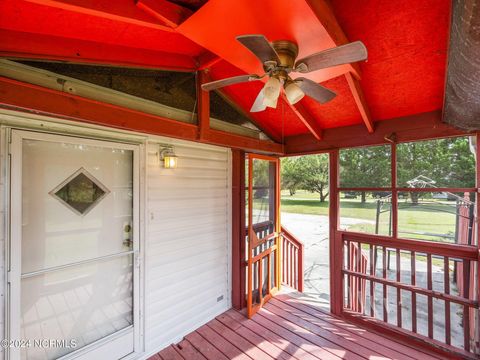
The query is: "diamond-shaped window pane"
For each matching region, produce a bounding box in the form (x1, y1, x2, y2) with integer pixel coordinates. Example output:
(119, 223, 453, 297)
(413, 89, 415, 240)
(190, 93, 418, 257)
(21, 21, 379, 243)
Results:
(51, 168, 109, 215)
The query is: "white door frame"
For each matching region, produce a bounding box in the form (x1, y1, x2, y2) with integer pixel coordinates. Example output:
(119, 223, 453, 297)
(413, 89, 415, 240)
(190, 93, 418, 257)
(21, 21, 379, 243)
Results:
(7, 129, 143, 360)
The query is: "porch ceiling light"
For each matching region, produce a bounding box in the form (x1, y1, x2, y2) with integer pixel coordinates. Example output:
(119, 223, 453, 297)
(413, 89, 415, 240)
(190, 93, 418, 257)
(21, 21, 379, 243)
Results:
(262, 76, 282, 108)
(285, 80, 305, 105)
(159, 145, 178, 169)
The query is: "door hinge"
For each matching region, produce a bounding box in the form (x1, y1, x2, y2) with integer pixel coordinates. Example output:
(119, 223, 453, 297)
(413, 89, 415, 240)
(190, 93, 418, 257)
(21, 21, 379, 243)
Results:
(6, 271, 11, 284)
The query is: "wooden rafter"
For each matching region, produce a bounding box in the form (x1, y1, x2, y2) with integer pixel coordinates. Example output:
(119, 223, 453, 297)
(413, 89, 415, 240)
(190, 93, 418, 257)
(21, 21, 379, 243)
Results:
(345, 72, 374, 133)
(281, 95, 323, 141)
(196, 70, 210, 140)
(196, 51, 222, 70)
(136, 0, 193, 29)
(19, 0, 175, 32)
(305, 0, 374, 133)
(284, 110, 467, 154)
(0, 29, 197, 72)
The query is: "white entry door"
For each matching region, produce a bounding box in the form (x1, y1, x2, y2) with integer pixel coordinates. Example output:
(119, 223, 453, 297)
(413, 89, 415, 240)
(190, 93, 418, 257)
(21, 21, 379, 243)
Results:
(9, 130, 140, 360)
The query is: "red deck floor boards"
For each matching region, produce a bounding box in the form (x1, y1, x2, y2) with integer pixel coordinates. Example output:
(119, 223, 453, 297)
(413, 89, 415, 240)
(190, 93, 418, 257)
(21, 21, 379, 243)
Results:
(268, 298, 414, 360)
(156, 294, 447, 360)
(217, 312, 293, 360)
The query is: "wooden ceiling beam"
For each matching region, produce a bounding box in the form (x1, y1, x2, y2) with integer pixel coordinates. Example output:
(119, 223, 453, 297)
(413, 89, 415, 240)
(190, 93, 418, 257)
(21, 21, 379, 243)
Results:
(281, 94, 323, 141)
(136, 0, 193, 29)
(196, 70, 210, 140)
(284, 111, 468, 155)
(0, 77, 283, 154)
(20, 0, 175, 32)
(345, 72, 374, 133)
(305, 0, 361, 78)
(0, 30, 197, 72)
(305, 0, 374, 133)
(196, 51, 222, 71)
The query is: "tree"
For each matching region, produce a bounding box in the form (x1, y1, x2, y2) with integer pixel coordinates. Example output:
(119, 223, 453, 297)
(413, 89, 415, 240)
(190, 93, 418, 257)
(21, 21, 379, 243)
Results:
(251, 158, 270, 199)
(281, 157, 303, 195)
(339, 145, 391, 202)
(397, 137, 475, 204)
(296, 154, 329, 202)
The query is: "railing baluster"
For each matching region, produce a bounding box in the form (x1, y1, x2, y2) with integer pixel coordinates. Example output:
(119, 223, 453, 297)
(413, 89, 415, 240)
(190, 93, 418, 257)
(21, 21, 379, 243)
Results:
(411, 251, 417, 333)
(444, 256, 451, 345)
(282, 238, 285, 285)
(370, 244, 375, 317)
(339, 232, 476, 355)
(290, 243, 293, 286)
(259, 258, 263, 304)
(347, 240, 351, 310)
(267, 251, 271, 296)
(357, 241, 362, 312)
(427, 254, 433, 339)
(397, 249, 402, 328)
(383, 246, 387, 322)
(253, 255, 258, 299)
(463, 259, 471, 352)
(293, 247, 297, 289)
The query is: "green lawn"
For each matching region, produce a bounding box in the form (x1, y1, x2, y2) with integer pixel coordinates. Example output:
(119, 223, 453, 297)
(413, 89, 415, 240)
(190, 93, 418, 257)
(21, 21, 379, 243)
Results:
(279, 190, 459, 243)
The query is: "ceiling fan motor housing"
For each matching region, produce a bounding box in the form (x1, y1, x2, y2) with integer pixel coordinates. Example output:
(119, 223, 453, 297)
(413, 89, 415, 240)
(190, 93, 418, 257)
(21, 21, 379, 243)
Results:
(271, 40, 298, 70)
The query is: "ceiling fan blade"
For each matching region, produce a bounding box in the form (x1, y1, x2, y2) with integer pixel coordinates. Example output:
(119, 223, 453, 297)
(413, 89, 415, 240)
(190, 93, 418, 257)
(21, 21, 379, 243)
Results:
(250, 89, 267, 112)
(296, 77, 336, 104)
(236, 34, 281, 66)
(201, 75, 259, 91)
(295, 41, 367, 73)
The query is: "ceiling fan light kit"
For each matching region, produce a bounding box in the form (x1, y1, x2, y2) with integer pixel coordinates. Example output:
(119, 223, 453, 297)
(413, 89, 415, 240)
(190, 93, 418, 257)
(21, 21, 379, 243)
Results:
(262, 76, 282, 108)
(285, 80, 305, 105)
(201, 34, 368, 113)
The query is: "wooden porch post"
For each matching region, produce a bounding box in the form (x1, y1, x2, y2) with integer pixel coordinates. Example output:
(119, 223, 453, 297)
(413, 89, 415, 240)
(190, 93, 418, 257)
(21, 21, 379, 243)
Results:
(476, 132, 480, 352)
(231, 149, 246, 309)
(329, 150, 342, 315)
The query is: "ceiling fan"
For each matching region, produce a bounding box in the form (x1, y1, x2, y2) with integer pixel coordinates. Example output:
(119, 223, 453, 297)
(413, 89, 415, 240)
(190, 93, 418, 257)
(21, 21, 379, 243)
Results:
(201, 35, 368, 112)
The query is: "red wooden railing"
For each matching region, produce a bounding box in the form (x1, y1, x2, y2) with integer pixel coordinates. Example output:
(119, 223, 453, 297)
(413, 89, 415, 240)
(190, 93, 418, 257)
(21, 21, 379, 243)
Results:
(347, 242, 368, 313)
(341, 231, 479, 355)
(281, 226, 304, 292)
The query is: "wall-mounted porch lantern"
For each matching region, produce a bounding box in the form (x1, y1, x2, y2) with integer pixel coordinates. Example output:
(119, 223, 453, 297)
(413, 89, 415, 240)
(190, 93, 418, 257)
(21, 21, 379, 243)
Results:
(159, 144, 178, 169)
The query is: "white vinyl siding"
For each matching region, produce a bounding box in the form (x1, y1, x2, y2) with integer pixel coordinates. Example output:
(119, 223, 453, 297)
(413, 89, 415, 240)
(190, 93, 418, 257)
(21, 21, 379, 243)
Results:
(143, 139, 232, 354)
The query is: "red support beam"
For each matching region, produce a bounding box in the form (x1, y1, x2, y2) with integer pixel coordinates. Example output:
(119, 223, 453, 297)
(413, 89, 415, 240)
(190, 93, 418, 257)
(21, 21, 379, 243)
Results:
(0, 77, 283, 154)
(305, 0, 374, 133)
(304, 0, 361, 79)
(197, 70, 210, 140)
(284, 111, 469, 154)
(345, 72, 374, 133)
(476, 132, 480, 351)
(231, 149, 246, 309)
(19, 0, 175, 32)
(281, 94, 323, 141)
(329, 150, 342, 315)
(0, 30, 197, 72)
(136, 0, 193, 29)
(196, 51, 222, 71)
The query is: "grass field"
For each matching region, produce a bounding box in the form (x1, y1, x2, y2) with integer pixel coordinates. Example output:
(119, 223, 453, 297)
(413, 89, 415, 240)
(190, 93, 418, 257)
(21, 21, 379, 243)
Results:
(279, 190, 460, 243)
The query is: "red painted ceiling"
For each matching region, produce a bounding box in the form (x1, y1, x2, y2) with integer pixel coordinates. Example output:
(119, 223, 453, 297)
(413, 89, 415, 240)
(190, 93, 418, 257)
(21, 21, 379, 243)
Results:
(0, 0, 450, 139)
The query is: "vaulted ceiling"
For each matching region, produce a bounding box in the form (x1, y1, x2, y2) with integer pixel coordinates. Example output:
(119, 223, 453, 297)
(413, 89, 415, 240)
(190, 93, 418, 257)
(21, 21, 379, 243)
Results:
(0, 0, 451, 142)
